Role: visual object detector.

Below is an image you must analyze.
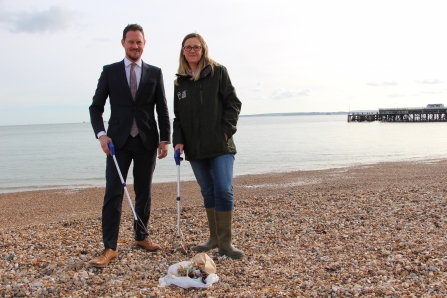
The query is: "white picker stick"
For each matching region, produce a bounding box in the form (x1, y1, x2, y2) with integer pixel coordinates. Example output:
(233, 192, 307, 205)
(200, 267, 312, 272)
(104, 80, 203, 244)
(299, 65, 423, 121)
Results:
(108, 142, 138, 221)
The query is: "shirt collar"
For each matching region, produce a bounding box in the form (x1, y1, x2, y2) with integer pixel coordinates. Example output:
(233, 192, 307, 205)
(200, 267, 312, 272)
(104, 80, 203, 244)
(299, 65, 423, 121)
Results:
(124, 57, 142, 68)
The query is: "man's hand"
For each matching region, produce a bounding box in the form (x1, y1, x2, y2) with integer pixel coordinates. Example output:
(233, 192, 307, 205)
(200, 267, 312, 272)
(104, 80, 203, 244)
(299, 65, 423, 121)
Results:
(174, 143, 184, 154)
(99, 135, 113, 155)
(158, 142, 169, 159)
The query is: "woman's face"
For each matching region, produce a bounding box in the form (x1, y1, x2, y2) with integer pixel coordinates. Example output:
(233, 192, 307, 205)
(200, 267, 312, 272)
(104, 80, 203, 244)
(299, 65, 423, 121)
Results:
(183, 37, 203, 68)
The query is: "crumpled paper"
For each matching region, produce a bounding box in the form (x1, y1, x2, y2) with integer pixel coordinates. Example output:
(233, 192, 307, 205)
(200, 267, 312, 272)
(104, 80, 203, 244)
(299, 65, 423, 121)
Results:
(191, 252, 216, 274)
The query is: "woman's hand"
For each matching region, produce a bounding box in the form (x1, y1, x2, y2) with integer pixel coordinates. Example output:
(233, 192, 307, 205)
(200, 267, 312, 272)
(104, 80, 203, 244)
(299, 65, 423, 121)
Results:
(174, 143, 184, 154)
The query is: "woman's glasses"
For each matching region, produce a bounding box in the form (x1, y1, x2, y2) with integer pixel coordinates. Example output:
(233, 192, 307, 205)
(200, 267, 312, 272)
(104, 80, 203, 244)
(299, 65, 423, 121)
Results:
(183, 46, 202, 52)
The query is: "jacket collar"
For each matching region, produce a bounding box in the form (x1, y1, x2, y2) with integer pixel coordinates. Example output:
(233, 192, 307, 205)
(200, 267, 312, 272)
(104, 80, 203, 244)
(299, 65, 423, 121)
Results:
(116, 59, 149, 102)
(116, 60, 133, 101)
(138, 62, 150, 99)
(176, 64, 211, 79)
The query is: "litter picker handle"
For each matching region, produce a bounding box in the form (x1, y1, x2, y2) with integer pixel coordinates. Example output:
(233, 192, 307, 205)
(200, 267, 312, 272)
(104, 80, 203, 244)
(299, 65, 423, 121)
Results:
(174, 148, 182, 199)
(108, 141, 116, 156)
(174, 149, 182, 166)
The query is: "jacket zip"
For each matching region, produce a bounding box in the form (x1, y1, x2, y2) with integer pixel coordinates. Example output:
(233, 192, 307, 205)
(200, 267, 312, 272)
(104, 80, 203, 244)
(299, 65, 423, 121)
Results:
(199, 84, 203, 105)
(197, 83, 203, 158)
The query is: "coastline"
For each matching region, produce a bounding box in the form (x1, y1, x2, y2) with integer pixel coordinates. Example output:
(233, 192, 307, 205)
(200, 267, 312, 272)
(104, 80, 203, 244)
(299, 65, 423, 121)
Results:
(1, 159, 447, 296)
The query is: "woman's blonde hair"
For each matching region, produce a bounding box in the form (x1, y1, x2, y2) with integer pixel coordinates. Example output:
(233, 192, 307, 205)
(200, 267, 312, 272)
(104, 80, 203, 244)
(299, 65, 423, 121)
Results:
(176, 33, 217, 85)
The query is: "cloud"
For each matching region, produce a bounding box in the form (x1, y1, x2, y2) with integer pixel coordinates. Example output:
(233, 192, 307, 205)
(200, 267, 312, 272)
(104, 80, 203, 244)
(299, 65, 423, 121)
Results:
(92, 38, 112, 42)
(86, 37, 114, 48)
(297, 89, 311, 96)
(421, 89, 447, 95)
(0, 6, 78, 34)
(388, 93, 406, 98)
(367, 81, 398, 86)
(272, 88, 311, 99)
(415, 79, 444, 84)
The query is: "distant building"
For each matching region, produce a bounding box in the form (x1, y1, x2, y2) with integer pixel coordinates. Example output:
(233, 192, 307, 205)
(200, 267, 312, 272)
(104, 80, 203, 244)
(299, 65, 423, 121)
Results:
(426, 104, 444, 109)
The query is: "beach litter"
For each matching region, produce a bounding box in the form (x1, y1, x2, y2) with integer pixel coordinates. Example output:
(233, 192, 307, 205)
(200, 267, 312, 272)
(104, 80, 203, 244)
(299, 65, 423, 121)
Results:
(159, 253, 219, 288)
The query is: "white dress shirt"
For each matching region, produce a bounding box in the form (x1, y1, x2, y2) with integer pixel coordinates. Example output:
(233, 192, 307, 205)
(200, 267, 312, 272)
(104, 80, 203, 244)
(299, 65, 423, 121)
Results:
(124, 57, 142, 89)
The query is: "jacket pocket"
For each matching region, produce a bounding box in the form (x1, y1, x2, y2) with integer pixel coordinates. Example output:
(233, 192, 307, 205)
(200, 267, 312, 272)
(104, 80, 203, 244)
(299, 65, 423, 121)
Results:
(213, 123, 228, 152)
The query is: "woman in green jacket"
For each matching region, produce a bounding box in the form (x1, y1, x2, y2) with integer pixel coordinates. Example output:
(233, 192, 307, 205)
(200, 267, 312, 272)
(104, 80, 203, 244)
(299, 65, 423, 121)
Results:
(173, 33, 244, 259)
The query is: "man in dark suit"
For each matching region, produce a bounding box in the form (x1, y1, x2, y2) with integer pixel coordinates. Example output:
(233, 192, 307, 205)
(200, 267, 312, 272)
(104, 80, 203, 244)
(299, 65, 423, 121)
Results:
(89, 24, 171, 267)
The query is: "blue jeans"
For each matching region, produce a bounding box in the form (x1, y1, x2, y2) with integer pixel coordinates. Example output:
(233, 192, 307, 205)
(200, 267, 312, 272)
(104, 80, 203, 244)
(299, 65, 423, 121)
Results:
(189, 154, 235, 212)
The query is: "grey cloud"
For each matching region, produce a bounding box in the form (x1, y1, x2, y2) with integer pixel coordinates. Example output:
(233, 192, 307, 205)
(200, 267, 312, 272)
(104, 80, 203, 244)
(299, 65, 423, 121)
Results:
(367, 81, 398, 86)
(0, 6, 78, 34)
(415, 79, 444, 84)
(272, 88, 311, 99)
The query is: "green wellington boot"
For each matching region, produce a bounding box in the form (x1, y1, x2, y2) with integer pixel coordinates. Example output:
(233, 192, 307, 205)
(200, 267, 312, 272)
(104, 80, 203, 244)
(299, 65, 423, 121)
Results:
(195, 208, 219, 252)
(215, 210, 245, 259)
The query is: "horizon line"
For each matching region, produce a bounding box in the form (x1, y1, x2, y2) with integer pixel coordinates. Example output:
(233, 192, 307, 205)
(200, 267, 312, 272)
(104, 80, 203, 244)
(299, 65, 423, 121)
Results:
(1, 111, 380, 127)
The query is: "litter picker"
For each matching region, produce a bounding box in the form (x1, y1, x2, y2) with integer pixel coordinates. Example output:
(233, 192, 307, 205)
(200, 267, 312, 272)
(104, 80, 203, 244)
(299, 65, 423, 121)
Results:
(174, 149, 183, 238)
(107, 141, 139, 225)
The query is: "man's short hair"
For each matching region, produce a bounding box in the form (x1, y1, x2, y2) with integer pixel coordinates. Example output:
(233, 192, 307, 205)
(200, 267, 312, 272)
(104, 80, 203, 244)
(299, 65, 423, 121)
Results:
(123, 24, 144, 40)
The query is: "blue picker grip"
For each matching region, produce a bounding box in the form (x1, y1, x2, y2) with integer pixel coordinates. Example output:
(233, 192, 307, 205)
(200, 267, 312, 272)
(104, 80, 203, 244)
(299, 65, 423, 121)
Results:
(107, 142, 116, 156)
(174, 149, 181, 166)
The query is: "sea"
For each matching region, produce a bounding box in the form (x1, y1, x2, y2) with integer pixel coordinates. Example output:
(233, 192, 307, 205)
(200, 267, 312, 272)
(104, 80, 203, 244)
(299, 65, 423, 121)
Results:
(1, 114, 446, 193)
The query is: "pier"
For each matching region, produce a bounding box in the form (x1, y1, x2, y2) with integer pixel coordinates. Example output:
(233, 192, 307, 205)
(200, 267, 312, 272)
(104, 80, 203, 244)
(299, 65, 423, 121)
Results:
(348, 104, 447, 122)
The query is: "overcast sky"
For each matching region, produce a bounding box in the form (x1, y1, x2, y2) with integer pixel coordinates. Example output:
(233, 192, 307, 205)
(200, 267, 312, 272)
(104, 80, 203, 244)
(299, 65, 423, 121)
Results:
(0, 0, 446, 125)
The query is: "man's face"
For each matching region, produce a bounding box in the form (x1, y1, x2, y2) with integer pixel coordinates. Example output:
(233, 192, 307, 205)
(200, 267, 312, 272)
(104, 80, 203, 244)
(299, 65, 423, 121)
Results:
(121, 30, 145, 62)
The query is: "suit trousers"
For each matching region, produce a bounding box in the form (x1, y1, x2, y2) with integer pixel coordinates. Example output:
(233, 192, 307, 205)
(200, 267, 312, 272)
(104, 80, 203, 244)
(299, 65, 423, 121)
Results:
(102, 134, 157, 250)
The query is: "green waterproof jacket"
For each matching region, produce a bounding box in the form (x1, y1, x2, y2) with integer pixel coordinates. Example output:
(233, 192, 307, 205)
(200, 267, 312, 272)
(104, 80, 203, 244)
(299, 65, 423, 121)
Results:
(173, 64, 242, 161)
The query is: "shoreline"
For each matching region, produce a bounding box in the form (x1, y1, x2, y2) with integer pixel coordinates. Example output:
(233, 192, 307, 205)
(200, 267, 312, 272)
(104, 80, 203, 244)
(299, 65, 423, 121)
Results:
(1, 159, 447, 296)
(2, 155, 445, 195)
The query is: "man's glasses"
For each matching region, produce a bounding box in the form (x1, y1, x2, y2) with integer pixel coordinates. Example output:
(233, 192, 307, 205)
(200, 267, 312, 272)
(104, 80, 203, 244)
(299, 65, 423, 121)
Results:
(183, 46, 202, 52)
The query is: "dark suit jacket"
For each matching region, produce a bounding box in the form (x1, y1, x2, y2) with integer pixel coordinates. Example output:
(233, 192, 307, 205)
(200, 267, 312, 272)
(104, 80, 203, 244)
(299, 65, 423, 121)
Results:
(89, 60, 171, 150)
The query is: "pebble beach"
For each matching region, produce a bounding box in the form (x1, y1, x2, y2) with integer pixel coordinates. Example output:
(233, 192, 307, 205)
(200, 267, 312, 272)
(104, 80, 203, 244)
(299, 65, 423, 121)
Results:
(1, 159, 447, 297)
